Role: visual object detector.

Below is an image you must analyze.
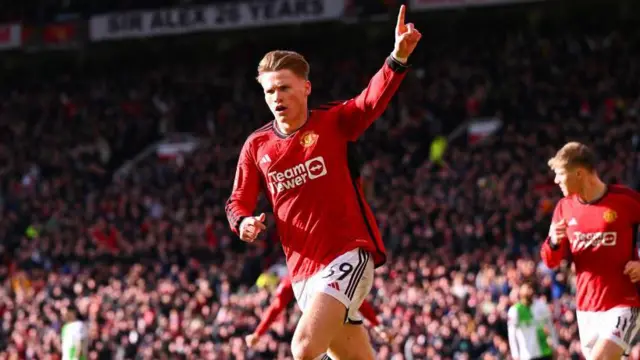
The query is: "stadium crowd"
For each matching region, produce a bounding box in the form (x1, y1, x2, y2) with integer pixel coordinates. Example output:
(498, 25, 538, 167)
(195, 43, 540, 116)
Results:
(1, 8, 640, 360)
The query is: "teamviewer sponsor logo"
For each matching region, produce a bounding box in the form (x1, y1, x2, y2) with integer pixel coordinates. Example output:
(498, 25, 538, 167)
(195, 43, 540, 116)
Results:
(571, 231, 617, 250)
(267, 156, 327, 194)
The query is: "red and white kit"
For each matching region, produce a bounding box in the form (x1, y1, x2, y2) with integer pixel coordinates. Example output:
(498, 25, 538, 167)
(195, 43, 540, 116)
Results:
(541, 185, 640, 355)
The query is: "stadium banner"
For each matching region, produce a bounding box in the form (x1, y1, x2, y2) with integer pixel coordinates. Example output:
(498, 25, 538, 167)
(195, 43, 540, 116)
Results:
(89, 0, 345, 41)
(22, 21, 83, 51)
(0, 23, 22, 50)
(409, 0, 544, 11)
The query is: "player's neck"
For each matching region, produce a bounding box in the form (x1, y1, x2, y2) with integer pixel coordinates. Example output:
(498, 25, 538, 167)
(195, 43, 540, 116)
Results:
(275, 109, 308, 135)
(578, 178, 607, 204)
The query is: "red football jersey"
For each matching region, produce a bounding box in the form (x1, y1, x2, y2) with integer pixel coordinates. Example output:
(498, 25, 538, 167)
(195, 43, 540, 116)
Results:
(226, 56, 409, 281)
(541, 185, 640, 311)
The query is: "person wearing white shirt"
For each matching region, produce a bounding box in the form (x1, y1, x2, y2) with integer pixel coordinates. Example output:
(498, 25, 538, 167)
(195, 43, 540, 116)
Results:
(508, 281, 558, 360)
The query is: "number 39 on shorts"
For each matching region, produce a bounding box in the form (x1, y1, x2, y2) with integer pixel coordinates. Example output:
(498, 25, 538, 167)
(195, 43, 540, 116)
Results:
(321, 262, 354, 281)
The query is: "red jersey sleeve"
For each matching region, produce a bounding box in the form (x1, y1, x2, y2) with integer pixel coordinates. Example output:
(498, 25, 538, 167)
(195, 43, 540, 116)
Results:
(358, 299, 380, 326)
(255, 278, 294, 336)
(540, 200, 571, 269)
(619, 186, 640, 224)
(336, 56, 409, 141)
(225, 139, 262, 234)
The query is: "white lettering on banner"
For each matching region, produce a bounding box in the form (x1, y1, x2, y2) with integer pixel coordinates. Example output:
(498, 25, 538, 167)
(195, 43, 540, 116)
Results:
(409, 0, 545, 11)
(90, 0, 344, 41)
(571, 231, 617, 251)
(267, 156, 327, 194)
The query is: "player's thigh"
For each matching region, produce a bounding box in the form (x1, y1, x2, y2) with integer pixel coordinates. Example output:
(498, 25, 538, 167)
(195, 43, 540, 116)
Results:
(591, 307, 640, 360)
(291, 248, 374, 359)
(292, 248, 374, 320)
(319, 248, 374, 324)
(327, 323, 375, 360)
(577, 310, 598, 358)
(590, 339, 626, 360)
(291, 292, 346, 359)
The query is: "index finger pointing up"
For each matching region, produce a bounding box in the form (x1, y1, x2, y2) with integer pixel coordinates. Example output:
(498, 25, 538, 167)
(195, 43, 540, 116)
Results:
(397, 5, 406, 29)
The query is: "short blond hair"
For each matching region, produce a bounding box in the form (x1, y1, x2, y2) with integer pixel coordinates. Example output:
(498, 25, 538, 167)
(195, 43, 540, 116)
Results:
(547, 142, 597, 171)
(257, 50, 310, 81)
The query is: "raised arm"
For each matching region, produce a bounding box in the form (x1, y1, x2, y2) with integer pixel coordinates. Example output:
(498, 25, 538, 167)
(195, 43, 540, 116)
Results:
(336, 5, 421, 141)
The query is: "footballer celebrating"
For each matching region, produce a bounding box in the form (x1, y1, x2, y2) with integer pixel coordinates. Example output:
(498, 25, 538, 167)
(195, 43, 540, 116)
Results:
(226, 5, 421, 360)
(540, 142, 640, 359)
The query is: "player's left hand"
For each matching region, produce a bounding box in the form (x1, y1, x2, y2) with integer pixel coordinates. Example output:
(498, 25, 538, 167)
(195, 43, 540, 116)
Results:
(245, 333, 259, 348)
(393, 5, 422, 62)
(624, 261, 640, 282)
(374, 325, 395, 343)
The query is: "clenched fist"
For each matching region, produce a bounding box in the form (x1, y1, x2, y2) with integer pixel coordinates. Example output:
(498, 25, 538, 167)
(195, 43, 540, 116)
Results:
(239, 213, 266, 242)
(624, 261, 640, 282)
(549, 219, 568, 247)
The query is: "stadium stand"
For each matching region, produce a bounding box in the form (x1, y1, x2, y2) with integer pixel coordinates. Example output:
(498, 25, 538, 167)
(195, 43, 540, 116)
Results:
(1, 1, 639, 359)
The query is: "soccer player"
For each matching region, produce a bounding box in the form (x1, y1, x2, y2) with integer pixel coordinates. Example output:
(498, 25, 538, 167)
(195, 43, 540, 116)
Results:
(61, 308, 88, 360)
(245, 275, 393, 349)
(540, 142, 640, 360)
(225, 5, 421, 359)
(507, 281, 558, 360)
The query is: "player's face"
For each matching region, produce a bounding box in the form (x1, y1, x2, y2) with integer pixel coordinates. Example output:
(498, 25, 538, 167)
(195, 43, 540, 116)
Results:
(259, 69, 310, 124)
(553, 166, 581, 196)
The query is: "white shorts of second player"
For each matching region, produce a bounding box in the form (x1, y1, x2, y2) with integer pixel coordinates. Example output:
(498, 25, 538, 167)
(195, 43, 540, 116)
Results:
(292, 248, 374, 324)
(577, 307, 640, 357)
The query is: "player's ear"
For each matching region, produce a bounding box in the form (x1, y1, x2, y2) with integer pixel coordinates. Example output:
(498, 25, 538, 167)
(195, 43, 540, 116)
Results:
(305, 80, 311, 96)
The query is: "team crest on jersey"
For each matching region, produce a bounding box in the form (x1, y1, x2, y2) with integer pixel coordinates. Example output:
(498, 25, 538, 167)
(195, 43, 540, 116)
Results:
(603, 209, 617, 223)
(300, 131, 319, 148)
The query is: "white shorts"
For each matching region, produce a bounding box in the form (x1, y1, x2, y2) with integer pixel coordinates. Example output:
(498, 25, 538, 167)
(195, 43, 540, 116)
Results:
(577, 307, 640, 357)
(292, 248, 374, 324)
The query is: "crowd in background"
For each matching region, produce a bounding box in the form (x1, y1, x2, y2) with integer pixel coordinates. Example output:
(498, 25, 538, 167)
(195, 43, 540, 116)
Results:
(1, 5, 640, 360)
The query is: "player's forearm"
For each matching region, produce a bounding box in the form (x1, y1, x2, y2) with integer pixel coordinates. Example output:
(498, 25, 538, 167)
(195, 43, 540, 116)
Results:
(540, 237, 568, 269)
(255, 299, 286, 336)
(225, 197, 254, 234)
(358, 299, 380, 326)
(358, 56, 408, 117)
(343, 56, 409, 140)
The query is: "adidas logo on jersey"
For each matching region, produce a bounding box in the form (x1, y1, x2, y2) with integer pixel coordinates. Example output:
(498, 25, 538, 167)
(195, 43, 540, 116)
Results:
(568, 218, 578, 226)
(260, 154, 272, 164)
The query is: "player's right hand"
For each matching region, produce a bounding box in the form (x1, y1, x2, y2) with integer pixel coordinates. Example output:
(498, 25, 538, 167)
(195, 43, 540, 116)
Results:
(239, 213, 266, 242)
(624, 261, 640, 282)
(549, 219, 567, 245)
(245, 333, 259, 348)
